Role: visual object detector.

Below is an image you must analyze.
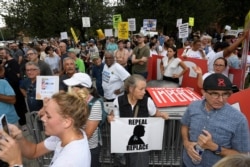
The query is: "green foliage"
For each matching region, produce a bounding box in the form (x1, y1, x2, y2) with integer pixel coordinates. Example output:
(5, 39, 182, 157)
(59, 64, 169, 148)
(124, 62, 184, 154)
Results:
(1, 0, 250, 40)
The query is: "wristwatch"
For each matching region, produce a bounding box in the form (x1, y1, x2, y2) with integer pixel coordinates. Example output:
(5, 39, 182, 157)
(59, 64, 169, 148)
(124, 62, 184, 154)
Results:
(214, 145, 222, 155)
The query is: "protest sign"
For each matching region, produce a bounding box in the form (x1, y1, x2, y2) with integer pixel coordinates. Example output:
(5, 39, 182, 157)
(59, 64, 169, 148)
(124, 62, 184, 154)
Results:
(146, 88, 201, 108)
(113, 14, 122, 29)
(104, 29, 113, 37)
(82, 17, 90, 27)
(128, 18, 136, 31)
(178, 23, 189, 38)
(118, 22, 129, 39)
(111, 118, 164, 153)
(36, 76, 59, 100)
(188, 17, 194, 27)
(143, 19, 157, 31)
(60, 32, 68, 40)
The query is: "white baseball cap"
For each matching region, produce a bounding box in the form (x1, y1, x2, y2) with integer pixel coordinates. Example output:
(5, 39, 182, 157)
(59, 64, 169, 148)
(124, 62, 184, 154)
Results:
(63, 73, 92, 88)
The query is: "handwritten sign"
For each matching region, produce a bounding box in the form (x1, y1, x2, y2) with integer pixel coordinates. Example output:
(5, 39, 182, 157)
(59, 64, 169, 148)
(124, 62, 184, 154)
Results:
(118, 22, 129, 39)
(111, 118, 164, 153)
(146, 88, 201, 108)
(178, 23, 189, 39)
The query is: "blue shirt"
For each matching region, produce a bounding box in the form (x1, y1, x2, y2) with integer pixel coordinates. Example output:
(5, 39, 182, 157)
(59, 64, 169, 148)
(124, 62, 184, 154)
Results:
(20, 78, 43, 112)
(92, 63, 104, 96)
(0, 79, 19, 124)
(181, 99, 250, 167)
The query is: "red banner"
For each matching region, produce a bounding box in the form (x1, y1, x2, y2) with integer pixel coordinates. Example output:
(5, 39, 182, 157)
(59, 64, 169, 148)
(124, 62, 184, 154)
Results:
(147, 87, 202, 108)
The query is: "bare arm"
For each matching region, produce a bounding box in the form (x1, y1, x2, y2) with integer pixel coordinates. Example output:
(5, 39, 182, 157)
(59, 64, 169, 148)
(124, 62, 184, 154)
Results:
(85, 120, 100, 139)
(223, 30, 249, 57)
(9, 124, 50, 159)
(20, 88, 27, 97)
(153, 110, 169, 120)
(176, 61, 188, 77)
(0, 94, 16, 104)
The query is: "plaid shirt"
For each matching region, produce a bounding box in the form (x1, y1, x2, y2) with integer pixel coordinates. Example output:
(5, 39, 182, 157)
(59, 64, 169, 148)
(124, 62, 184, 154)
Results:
(181, 99, 250, 167)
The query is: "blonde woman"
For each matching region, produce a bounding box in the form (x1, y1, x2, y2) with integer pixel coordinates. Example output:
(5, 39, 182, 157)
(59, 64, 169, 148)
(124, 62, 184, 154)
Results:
(0, 92, 91, 167)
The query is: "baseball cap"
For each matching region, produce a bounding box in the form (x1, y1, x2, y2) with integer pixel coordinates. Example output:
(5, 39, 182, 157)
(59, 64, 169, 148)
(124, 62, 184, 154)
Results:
(68, 48, 80, 55)
(90, 53, 100, 61)
(135, 33, 144, 37)
(203, 73, 232, 90)
(63, 73, 92, 88)
(89, 39, 95, 43)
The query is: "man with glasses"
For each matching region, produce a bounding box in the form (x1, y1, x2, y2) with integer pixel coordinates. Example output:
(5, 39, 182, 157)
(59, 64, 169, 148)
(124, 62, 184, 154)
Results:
(181, 73, 250, 167)
(20, 62, 43, 112)
(131, 33, 150, 79)
(26, 48, 52, 76)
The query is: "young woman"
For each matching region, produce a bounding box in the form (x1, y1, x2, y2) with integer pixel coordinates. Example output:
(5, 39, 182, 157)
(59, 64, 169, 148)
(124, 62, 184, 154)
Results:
(0, 92, 91, 167)
(108, 74, 169, 167)
(160, 46, 188, 84)
(63, 72, 102, 167)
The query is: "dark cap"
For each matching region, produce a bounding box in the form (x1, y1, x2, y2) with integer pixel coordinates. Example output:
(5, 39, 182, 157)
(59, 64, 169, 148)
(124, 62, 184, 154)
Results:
(203, 73, 232, 90)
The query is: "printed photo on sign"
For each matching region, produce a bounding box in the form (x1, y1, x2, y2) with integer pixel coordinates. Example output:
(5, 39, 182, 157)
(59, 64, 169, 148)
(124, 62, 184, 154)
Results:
(36, 76, 59, 100)
(143, 19, 157, 31)
(111, 118, 164, 153)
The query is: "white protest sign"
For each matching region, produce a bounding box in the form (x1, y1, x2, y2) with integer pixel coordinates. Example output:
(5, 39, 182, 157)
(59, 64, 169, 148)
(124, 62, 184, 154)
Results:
(128, 18, 136, 31)
(104, 29, 113, 37)
(225, 25, 231, 31)
(178, 23, 189, 39)
(60, 32, 68, 40)
(176, 18, 182, 27)
(111, 118, 164, 153)
(36, 76, 59, 100)
(82, 17, 90, 27)
(226, 30, 239, 37)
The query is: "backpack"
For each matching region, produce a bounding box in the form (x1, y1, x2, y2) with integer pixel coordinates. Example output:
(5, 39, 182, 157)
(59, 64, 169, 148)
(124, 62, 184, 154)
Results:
(88, 97, 108, 128)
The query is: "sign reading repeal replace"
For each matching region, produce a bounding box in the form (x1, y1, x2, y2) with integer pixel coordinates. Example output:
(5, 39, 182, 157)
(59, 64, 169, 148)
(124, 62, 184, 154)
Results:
(146, 88, 201, 108)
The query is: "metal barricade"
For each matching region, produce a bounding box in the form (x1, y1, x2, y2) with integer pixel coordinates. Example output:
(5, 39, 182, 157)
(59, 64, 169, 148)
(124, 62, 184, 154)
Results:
(100, 102, 184, 166)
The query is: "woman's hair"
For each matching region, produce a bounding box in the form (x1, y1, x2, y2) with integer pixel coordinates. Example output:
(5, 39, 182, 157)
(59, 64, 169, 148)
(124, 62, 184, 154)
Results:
(213, 154, 250, 167)
(52, 92, 89, 130)
(214, 57, 228, 67)
(45, 46, 53, 54)
(124, 74, 146, 93)
(167, 46, 177, 58)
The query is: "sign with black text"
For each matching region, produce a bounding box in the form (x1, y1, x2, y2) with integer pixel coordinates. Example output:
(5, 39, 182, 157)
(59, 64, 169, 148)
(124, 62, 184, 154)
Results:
(111, 118, 164, 153)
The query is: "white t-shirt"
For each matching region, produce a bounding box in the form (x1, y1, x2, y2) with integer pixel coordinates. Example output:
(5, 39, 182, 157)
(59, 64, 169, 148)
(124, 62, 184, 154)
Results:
(44, 54, 60, 74)
(150, 50, 158, 57)
(44, 131, 91, 167)
(160, 49, 167, 57)
(102, 63, 130, 100)
(185, 49, 205, 59)
(113, 97, 157, 117)
(162, 57, 181, 77)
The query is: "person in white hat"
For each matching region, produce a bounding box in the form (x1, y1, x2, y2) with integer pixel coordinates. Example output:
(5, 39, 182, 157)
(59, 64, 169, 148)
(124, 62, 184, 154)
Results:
(63, 73, 102, 167)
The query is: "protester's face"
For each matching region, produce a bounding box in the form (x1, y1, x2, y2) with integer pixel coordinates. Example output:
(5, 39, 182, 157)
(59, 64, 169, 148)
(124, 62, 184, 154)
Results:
(27, 50, 38, 62)
(118, 42, 124, 49)
(64, 59, 76, 74)
(167, 48, 175, 58)
(68, 52, 76, 58)
(59, 42, 67, 53)
(213, 59, 226, 73)
(126, 42, 131, 48)
(10, 44, 18, 50)
(93, 58, 102, 66)
(0, 49, 7, 59)
(25, 65, 40, 79)
(130, 80, 146, 100)
(104, 53, 115, 66)
(41, 99, 69, 136)
(136, 36, 144, 44)
(204, 90, 231, 110)
(193, 41, 202, 50)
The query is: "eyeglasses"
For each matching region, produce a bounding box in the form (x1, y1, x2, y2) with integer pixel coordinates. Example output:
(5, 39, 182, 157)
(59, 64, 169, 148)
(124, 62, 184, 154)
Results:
(26, 53, 35, 56)
(206, 91, 231, 99)
(213, 64, 225, 67)
(26, 68, 38, 72)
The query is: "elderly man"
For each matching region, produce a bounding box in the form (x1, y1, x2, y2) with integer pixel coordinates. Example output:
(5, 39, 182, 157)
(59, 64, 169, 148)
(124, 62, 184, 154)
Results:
(59, 57, 76, 92)
(181, 73, 250, 167)
(68, 48, 85, 73)
(20, 62, 43, 112)
(26, 48, 52, 76)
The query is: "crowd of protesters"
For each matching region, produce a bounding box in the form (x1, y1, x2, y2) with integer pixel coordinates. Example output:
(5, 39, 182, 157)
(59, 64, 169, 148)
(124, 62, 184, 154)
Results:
(0, 28, 250, 167)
